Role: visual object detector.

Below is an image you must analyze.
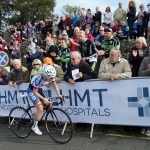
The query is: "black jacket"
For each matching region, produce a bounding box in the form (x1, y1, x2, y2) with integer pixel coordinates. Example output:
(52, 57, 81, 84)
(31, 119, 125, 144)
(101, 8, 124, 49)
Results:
(43, 45, 59, 64)
(129, 46, 149, 77)
(127, 7, 136, 22)
(64, 59, 96, 82)
(93, 11, 102, 23)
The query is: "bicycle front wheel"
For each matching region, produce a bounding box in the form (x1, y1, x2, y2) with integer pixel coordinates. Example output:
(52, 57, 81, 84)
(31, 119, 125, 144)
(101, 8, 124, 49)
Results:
(45, 108, 73, 144)
(9, 107, 32, 138)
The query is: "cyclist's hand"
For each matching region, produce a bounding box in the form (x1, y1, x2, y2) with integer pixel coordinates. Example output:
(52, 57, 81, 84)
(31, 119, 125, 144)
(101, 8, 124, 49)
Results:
(43, 98, 50, 105)
(59, 95, 65, 100)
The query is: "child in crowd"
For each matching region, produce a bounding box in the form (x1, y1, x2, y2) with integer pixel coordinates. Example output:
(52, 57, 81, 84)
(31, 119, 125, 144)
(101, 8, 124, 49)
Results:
(112, 20, 121, 36)
(85, 28, 94, 42)
(117, 21, 129, 40)
(16, 31, 22, 43)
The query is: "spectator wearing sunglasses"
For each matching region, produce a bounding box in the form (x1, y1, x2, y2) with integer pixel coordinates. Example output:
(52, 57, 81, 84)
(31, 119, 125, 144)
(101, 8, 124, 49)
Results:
(64, 51, 96, 132)
(30, 59, 42, 81)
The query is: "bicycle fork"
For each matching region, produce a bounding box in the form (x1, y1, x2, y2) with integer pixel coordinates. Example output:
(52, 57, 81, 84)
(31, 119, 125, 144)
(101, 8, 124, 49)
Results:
(50, 111, 67, 135)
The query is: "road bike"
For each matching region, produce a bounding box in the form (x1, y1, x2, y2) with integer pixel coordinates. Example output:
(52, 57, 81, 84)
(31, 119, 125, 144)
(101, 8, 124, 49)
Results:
(8, 95, 74, 144)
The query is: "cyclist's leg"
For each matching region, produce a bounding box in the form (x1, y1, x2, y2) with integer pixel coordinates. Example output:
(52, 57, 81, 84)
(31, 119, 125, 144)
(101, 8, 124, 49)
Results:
(27, 88, 44, 135)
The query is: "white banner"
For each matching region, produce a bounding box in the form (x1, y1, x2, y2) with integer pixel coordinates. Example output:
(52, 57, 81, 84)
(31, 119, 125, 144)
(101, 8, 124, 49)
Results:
(1, 78, 150, 126)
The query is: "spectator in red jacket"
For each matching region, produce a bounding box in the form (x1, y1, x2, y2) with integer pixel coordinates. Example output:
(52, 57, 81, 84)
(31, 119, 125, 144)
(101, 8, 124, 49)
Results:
(112, 20, 121, 33)
(64, 13, 72, 28)
(16, 31, 22, 43)
(85, 28, 94, 42)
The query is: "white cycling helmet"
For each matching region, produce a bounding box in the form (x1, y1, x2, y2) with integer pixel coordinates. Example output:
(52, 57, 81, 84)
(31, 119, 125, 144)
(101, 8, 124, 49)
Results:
(42, 65, 56, 78)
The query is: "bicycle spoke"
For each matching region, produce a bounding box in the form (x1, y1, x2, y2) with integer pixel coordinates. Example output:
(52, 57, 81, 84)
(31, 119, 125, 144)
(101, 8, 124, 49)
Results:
(45, 108, 73, 144)
(9, 107, 32, 138)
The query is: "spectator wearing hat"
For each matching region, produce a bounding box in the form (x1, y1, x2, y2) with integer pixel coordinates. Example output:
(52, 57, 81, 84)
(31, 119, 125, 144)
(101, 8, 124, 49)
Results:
(113, 2, 127, 22)
(103, 6, 113, 27)
(43, 57, 64, 82)
(94, 27, 120, 76)
(101, 22, 107, 28)
(41, 37, 59, 65)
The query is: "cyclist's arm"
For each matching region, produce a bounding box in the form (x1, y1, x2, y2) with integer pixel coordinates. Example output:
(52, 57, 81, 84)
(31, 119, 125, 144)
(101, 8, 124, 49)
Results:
(52, 81, 61, 97)
(33, 88, 47, 102)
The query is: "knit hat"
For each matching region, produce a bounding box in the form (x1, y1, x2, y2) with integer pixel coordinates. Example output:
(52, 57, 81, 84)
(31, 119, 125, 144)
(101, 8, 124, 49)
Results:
(43, 57, 53, 65)
(104, 27, 112, 32)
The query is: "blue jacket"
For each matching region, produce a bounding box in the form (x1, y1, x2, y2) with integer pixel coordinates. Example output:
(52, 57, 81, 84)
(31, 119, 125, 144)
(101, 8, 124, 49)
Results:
(32, 51, 43, 62)
(72, 14, 79, 27)
(120, 25, 129, 36)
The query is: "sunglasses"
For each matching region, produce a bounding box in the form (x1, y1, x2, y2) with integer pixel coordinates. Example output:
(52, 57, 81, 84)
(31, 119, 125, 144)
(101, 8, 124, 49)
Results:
(100, 30, 104, 31)
(34, 64, 40, 66)
(71, 57, 77, 60)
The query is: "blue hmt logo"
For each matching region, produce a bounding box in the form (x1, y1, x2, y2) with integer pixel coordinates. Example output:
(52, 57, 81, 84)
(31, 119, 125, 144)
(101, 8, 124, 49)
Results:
(128, 87, 150, 117)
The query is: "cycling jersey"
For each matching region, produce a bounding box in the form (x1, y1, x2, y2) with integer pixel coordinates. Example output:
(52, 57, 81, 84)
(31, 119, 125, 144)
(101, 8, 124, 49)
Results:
(79, 39, 96, 58)
(27, 75, 55, 104)
(101, 36, 120, 57)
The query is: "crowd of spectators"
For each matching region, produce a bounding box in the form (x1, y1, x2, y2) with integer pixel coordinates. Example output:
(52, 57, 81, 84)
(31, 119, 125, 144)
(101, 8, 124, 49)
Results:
(1, 0, 150, 135)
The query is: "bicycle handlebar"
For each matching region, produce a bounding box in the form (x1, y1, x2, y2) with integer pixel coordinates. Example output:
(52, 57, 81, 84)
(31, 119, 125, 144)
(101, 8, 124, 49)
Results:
(49, 95, 68, 106)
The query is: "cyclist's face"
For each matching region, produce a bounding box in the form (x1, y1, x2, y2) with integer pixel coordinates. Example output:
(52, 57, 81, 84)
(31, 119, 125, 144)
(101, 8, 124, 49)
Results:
(46, 78, 53, 82)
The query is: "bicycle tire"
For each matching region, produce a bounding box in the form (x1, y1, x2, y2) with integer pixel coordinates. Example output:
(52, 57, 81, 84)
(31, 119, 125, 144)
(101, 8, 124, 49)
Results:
(45, 108, 73, 144)
(9, 106, 32, 138)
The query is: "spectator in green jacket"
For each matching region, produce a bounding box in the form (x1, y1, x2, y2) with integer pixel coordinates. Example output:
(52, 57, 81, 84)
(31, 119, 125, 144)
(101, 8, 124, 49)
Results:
(113, 2, 127, 22)
(55, 38, 71, 72)
(30, 59, 42, 81)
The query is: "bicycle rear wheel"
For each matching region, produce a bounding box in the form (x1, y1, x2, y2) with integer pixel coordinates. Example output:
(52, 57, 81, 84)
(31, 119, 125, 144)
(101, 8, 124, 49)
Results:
(9, 107, 32, 138)
(45, 108, 73, 144)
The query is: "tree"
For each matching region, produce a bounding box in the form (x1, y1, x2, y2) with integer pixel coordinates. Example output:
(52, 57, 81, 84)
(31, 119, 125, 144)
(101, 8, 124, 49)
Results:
(61, 4, 81, 17)
(0, 0, 56, 25)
